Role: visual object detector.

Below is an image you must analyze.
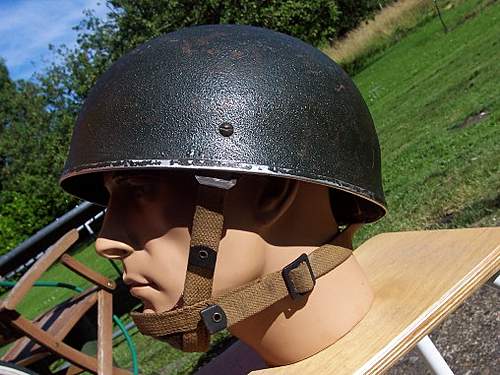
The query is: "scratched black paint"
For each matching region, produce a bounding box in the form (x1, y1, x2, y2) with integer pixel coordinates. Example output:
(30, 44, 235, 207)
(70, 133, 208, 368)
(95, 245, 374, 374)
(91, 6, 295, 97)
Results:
(60, 25, 386, 224)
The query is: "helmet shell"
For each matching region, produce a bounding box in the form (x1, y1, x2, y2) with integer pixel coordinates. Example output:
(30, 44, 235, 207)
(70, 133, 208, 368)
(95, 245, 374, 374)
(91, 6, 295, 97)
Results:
(60, 24, 386, 224)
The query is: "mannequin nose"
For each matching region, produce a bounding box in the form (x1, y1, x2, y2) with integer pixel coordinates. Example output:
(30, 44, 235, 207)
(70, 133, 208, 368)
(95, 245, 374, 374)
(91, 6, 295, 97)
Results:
(95, 192, 139, 259)
(95, 237, 134, 259)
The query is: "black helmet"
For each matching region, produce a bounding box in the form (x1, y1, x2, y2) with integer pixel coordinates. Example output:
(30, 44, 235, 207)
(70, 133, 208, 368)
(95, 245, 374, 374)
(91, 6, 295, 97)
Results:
(60, 24, 386, 224)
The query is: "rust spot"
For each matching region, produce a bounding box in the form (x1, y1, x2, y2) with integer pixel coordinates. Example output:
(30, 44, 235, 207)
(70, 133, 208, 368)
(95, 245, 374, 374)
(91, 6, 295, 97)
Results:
(196, 36, 210, 46)
(195, 31, 227, 47)
(181, 40, 192, 56)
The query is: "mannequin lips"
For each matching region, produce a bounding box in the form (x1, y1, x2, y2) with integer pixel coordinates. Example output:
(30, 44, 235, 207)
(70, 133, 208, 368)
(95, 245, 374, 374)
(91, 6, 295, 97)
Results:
(128, 284, 155, 300)
(127, 281, 150, 287)
(125, 277, 184, 312)
(125, 277, 158, 298)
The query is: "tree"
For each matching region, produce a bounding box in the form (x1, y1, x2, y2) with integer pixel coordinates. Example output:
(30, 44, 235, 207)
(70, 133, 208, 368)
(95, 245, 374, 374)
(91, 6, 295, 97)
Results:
(0, 61, 77, 254)
(1, 0, 390, 253)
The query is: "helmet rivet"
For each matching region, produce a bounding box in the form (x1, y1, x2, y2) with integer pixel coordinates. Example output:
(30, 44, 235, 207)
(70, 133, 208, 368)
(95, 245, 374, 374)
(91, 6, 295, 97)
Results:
(218, 122, 234, 137)
(199, 249, 209, 259)
(212, 312, 222, 323)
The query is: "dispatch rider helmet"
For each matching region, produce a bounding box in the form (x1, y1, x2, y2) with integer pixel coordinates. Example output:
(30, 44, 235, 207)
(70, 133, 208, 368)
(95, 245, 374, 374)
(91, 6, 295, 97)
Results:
(60, 24, 387, 352)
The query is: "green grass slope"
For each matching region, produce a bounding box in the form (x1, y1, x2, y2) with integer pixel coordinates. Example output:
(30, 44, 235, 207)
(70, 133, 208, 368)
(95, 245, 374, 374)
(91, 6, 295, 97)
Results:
(355, 0, 500, 244)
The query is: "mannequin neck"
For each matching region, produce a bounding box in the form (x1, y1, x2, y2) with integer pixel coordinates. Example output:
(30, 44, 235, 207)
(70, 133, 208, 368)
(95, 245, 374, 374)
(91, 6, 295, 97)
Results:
(229, 247, 373, 366)
(221, 183, 373, 365)
(95, 171, 373, 364)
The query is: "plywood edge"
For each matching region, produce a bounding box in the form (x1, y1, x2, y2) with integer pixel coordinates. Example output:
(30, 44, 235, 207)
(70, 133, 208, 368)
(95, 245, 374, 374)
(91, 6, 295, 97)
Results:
(356, 227, 497, 251)
(357, 244, 500, 374)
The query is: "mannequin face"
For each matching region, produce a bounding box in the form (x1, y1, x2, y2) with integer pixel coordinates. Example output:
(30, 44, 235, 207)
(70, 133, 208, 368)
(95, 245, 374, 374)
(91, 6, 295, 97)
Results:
(96, 172, 195, 313)
(95, 170, 373, 366)
(95, 171, 280, 314)
(96, 170, 340, 316)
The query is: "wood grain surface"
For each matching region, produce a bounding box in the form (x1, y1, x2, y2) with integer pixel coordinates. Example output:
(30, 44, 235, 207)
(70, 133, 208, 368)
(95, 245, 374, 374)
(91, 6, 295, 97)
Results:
(97, 290, 113, 375)
(251, 227, 500, 375)
(2, 289, 97, 365)
(1, 230, 78, 311)
(61, 254, 116, 292)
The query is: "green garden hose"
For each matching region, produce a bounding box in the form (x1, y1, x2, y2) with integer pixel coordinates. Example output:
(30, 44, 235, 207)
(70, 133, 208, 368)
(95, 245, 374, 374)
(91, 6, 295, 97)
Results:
(112, 314, 139, 375)
(0, 280, 139, 375)
(0, 280, 84, 293)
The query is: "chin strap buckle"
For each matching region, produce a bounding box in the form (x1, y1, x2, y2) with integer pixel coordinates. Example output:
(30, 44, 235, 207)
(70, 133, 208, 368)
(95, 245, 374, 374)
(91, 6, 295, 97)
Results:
(132, 244, 353, 348)
(282, 253, 316, 300)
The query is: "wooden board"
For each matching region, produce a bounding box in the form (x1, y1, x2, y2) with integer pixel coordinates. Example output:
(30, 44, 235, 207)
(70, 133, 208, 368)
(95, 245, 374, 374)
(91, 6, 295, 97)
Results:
(97, 290, 113, 375)
(1, 230, 78, 311)
(2, 289, 98, 365)
(251, 227, 500, 374)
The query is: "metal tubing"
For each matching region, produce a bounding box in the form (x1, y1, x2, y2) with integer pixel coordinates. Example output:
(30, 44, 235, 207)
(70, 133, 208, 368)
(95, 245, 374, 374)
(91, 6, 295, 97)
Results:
(416, 335, 454, 375)
(433, 0, 448, 33)
(84, 222, 94, 235)
(493, 274, 500, 288)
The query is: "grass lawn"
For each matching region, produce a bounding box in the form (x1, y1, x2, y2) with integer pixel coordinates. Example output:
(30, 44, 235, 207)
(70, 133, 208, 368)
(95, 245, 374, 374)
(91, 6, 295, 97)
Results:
(13, 242, 120, 319)
(1, 0, 499, 373)
(354, 0, 499, 244)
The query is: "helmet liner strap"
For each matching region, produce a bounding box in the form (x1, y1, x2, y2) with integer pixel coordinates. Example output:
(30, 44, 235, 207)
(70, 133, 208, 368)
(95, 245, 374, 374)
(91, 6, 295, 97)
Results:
(131, 242, 353, 345)
(131, 177, 353, 351)
(181, 183, 227, 351)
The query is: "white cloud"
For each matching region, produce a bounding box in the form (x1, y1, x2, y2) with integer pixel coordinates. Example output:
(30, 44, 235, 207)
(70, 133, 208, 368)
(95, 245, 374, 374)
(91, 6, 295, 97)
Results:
(0, 0, 108, 80)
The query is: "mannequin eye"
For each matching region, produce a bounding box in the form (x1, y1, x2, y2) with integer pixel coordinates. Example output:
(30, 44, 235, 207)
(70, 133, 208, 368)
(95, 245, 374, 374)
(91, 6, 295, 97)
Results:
(128, 181, 155, 197)
(114, 176, 156, 197)
(130, 184, 149, 196)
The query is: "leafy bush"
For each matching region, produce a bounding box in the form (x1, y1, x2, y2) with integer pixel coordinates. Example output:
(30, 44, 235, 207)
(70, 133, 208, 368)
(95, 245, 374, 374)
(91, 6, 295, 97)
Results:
(0, 61, 76, 255)
(336, 0, 394, 36)
(107, 0, 339, 53)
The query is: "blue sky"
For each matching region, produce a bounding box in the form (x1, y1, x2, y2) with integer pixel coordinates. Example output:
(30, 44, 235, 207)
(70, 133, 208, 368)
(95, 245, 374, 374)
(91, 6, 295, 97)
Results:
(0, 0, 108, 80)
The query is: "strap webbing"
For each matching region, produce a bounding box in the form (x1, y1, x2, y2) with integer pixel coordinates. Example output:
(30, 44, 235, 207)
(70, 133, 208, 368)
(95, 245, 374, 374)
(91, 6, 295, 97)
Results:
(132, 244, 352, 337)
(181, 184, 226, 351)
(184, 186, 225, 304)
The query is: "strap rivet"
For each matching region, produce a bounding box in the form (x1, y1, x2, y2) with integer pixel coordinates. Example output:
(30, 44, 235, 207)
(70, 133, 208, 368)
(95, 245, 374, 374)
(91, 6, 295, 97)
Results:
(189, 245, 216, 269)
(212, 312, 222, 323)
(219, 122, 234, 137)
(201, 304, 227, 333)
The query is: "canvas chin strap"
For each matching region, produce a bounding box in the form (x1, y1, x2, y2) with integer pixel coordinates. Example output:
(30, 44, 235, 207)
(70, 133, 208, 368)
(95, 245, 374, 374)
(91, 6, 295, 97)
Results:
(131, 176, 353, 352)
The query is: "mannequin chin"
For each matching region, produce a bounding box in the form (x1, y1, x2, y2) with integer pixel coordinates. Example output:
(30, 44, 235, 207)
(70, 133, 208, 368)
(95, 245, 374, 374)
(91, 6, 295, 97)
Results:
(95, 171, 374, 365)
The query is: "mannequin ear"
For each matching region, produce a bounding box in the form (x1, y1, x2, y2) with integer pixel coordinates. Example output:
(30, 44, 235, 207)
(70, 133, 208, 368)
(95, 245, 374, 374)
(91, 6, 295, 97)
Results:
(255, 178, 299, 226)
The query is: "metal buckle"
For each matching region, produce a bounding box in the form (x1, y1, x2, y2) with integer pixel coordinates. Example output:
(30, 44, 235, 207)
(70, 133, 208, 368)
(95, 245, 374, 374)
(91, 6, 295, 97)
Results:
(282, 253, 316, 300)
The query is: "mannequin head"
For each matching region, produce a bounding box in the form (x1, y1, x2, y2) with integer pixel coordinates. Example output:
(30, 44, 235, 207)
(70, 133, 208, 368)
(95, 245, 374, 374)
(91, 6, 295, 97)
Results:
(96, 170, 342, 312)
(95, 170, 372, 364)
